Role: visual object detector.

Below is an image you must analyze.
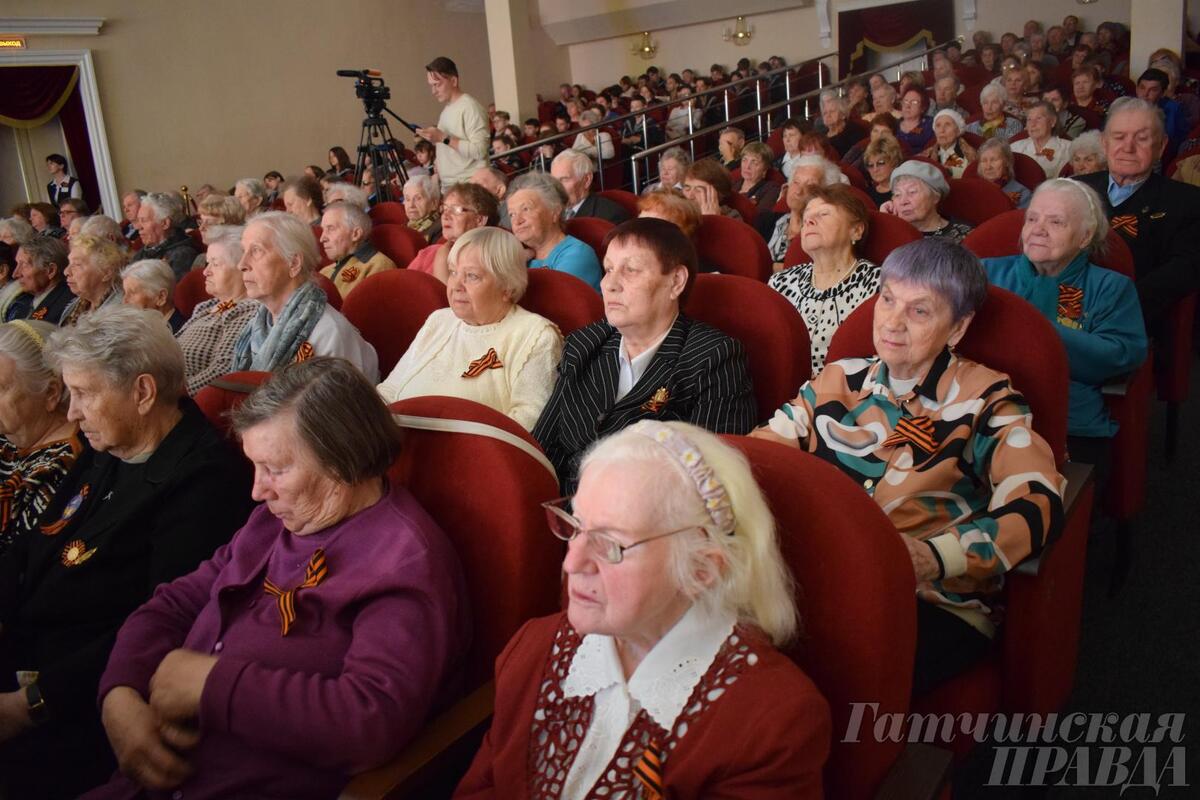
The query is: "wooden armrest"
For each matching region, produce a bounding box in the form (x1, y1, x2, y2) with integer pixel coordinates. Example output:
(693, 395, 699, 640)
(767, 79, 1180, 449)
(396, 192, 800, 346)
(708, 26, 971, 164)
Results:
(873, 742, 953, 800)
(1016, 461, 1093, 577)
(338, 681, 495, 800)
(208, 377, 259, 393)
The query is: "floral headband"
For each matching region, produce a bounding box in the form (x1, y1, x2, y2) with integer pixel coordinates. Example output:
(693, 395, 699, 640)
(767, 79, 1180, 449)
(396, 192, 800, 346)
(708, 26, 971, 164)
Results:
(632, 421, 736, 536)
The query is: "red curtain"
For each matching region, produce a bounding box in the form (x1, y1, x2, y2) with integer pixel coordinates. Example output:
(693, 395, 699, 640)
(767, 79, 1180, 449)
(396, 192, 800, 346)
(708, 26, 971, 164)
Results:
(0, 65, 101, 211)
(838, 0, 954, 77)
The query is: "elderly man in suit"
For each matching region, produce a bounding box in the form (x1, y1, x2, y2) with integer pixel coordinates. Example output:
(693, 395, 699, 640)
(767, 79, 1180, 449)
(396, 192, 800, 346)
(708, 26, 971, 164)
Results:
(550, 150, 632, 225)
(1075, 97, 1200, 329)
(533, 218, 756, 494)
(4, 237, 73, 324)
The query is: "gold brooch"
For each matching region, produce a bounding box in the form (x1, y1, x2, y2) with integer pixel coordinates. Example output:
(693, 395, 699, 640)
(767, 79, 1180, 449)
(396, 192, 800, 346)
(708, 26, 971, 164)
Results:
(641, 386, 670, 413)
(61, 539, 97, 567)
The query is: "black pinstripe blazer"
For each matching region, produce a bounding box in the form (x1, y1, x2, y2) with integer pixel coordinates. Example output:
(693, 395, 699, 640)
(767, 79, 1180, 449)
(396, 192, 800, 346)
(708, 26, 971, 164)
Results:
(532, 314, 757, 494)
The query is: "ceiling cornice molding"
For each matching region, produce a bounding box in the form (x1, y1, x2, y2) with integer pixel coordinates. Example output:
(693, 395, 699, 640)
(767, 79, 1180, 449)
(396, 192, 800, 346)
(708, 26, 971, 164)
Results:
(0, 17, 106, 36)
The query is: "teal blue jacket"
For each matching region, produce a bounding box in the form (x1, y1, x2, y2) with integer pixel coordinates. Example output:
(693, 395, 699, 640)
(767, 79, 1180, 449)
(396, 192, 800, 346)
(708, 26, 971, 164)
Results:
(984, 253, 1148, 438)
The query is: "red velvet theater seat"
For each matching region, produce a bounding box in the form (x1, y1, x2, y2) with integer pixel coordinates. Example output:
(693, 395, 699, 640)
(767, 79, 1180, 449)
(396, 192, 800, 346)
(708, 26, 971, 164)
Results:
(563, 216, 615, 262)
(174, 269, 212, 320)
(519, 267, 604, 336)
(370, 222, 427, 268)
(368, 201, 408, 226)
(694, 214, 772, 281)
(341, 268, 449, 377)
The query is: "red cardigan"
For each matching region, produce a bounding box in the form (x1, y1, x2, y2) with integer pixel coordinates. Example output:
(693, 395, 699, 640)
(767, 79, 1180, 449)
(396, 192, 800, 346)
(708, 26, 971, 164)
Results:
(455, 612, 831, 799)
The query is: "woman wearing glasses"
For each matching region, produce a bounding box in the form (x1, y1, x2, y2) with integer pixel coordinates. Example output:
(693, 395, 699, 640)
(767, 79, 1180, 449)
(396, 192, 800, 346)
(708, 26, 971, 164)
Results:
(407, 183, 499, 283)
(455, 420, 830, 799)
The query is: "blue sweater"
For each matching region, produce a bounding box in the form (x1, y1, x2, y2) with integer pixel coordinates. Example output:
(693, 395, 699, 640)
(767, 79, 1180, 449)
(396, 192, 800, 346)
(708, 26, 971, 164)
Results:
(530, 235, 602, 292)
(984, 253, 1148, 438)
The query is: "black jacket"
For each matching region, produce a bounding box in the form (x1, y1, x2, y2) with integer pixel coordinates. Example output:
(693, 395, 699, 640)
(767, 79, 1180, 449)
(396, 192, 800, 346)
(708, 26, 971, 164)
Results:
(532, 315, 756, 494)
(130, 228, 201, 280)
(1075, 170, 1200, 328)
(3, 280, 75, 324)
(572, 194, 632, 225)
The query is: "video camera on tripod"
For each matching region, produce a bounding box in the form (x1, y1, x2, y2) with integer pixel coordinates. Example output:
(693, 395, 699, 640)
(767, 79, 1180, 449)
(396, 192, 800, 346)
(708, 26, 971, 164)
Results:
(337, 68, 419, 203)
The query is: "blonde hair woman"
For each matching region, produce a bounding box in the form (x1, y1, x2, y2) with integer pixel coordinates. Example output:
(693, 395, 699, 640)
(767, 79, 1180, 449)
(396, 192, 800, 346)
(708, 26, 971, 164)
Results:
(62, 232, 126, 326)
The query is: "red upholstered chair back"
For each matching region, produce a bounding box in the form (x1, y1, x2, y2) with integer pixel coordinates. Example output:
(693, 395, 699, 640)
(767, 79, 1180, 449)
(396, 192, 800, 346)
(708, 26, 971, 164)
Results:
(839, 161, 869, 192)
(387, 396, 562, 688)
(564, 216, 615, 261)
(786, 210, 922, 269)
(826, 288, 1069, 464)
(684, 274, 811, 422)
(314, 273, 342, 310)
(1011, 153, 1046, 189)
(193, 371, 270, 438)
(940, 176, 1016, 226)
(368, 201, 408, 226)
(370, 223, 426, 268)
(726, 192, 758, 223)
(694, 214, 772, 281)
(596, 189, 640, 218)
(960, 130, 985, 149)
(723, 436, 916, 800)
(765, 126, 785, 158)
(520, 267, 604, 335)
(174, 269, 212, 320)
(341, 268, 449, 377)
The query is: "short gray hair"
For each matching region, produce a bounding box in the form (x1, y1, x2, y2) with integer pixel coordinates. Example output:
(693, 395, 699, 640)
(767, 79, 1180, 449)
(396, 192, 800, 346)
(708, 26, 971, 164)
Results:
(1029, 178, 1109, 255)
(879, 238, 987, 322)
(205, 225, 245, 265)
(977, 137, 1015, 175)
(0, 216, 34, 246)
(0, 319, 66, 411)
(235, 178, 268, 202)
(979, 83, 1005, 105)
(47, 305, 185, 402)
(1068, 130, 1106, 165)
(141, 192, 183, 225)
(19, 236, 69, 274)
(658, 146, 692, 170)
(325, 183, 368, 208)
(822, 93, 849, 116)
(793, 154, 842, 186)
(325, 201, 372, 238)
(121, 258, 177, 300)
(405, 174, 441, 203)
(232, 357, 402, 485)
(449, 226, 529, 302)
(248, 211, 320, 277)
(509, 171, 569, 219)
(578, 108, 601, 126)
(79, 214, 126, 244)
(552, 149, 594, 179)
(1104, 96, 1166, 144)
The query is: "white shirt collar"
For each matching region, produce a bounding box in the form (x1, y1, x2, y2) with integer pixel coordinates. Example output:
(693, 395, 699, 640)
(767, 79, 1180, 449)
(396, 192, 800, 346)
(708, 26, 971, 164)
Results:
(562, 603, 737, 730)
(615, 319, 675, 401)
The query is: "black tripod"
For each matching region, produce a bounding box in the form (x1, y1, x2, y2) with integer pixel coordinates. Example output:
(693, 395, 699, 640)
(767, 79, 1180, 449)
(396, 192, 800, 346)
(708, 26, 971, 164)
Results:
(337, 69, 418, 204)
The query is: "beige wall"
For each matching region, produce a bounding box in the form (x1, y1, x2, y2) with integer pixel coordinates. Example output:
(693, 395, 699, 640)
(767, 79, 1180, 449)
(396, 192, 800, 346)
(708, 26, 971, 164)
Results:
(952, 0, 1131, 41)
(6, 0, 494, 194)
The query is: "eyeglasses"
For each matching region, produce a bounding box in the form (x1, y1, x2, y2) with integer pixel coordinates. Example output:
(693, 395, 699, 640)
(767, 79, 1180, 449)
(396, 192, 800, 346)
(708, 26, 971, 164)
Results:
(442, 204, 480, 216)
(542, 497, 700, 565)
(866, 159, 891, 168)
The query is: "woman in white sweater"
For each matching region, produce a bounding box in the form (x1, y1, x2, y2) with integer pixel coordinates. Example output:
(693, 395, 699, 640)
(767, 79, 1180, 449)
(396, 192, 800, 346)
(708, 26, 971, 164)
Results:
(377, 227, 563, 430)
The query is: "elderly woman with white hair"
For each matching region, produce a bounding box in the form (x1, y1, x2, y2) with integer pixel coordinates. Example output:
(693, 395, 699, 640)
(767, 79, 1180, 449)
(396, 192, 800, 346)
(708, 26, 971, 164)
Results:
(920, 109, 977, 179)
(755, 237, 1064, 696)
(1067, 130, 1106, 177)
(883, 161, 973, 243)
(821, 92, 864, 157)
(509, 172, 603, 292)
(984, 179, 1147, 473)
(644, 146, 691, 194)
(571, 108, 616, 160)
(864, 81, 899, 123)
(78, 214, 128, 247)
(976, 138, 1032, 208)
(404, 174, 442, 242)
(234, 177, 269, 218)
(175, 225, 259, 395)
(965, 84, 1023, 142)
(767, 154, 844, 267)
(62, 233, 126, 327)
(129, 192, 199, 279)
(378, 227, 562, 429)
(457, 420, 831, 798)
(0, 306, 253, 798)
(0, 319, 79, 556)
(121, 258, 185, 332)
(232, 211, 378, 380)
(1010, 101, 1070, 179)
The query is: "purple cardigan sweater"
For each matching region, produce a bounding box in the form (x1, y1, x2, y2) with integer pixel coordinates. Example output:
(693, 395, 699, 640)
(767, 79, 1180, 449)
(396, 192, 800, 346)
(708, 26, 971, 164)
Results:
(86, 483, 470, 799)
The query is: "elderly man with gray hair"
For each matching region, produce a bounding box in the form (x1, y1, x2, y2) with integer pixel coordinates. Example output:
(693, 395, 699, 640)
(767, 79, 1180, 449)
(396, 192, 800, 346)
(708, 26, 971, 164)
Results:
(5, 236, 73, 324)
(234, 177, 269, 218)
(129, 192, 199, 279)
(469, 166, 512, 228)
(550, 150, 630, 224)
(755, 237, 1064, 696)
(508, 172, 602, 291)
(318, 201, 396, 298)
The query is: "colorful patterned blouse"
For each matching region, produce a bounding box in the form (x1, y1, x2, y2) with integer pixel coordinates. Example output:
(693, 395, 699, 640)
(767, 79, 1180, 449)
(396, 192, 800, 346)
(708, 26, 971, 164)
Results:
(0, 433, 83, 556)
(757, 348, 1064, 634)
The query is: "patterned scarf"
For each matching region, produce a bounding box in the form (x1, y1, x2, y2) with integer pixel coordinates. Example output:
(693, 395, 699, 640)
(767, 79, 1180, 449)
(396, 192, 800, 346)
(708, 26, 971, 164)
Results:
(232, 280, 327, 371)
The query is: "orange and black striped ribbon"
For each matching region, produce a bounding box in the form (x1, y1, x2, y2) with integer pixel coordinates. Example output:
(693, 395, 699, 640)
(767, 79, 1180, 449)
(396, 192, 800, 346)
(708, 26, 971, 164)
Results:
(633, 740, 664, 800)
(882, 415, 938, 455)
(262, 548, 328, 636)
(293, 342, 315, 363)
(1057, 285, 1084, 321)
(1110, 215, 1138, 238)
(0, 474, 17, 532)
(30, 307, 48, 320)
(213, 300, 237, 314)
(462, 348, 504, 378)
